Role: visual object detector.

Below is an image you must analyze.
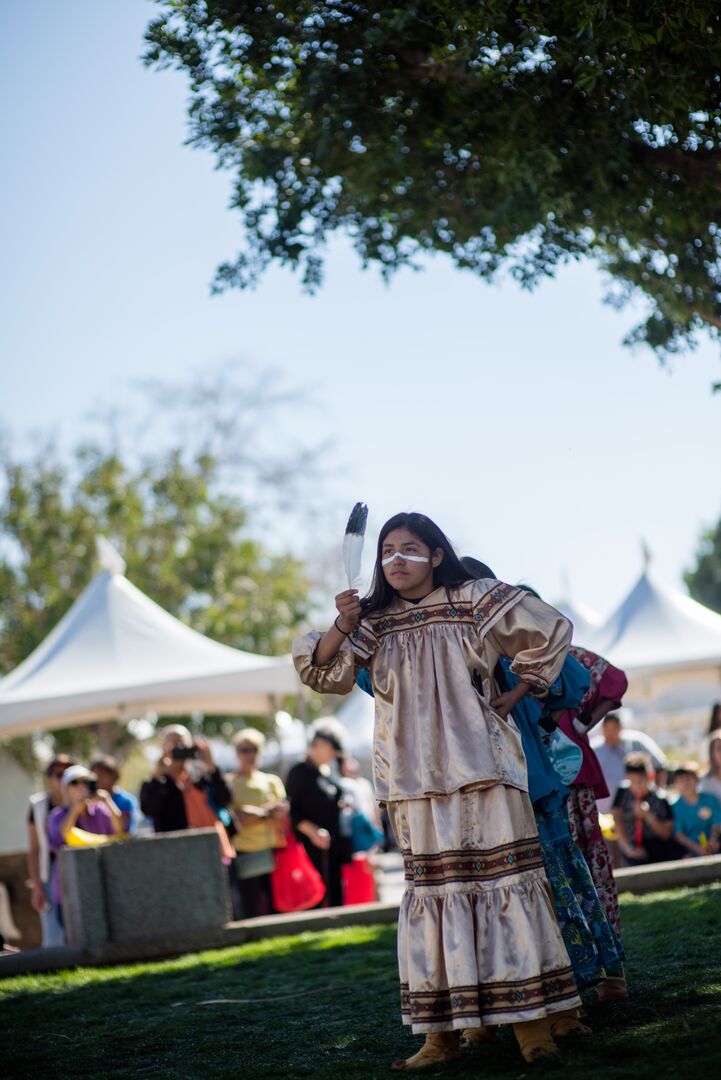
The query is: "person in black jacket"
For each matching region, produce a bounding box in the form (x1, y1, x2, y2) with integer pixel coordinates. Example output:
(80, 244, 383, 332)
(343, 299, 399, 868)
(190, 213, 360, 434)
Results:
(140, 725, 231, 833)
(286, 720, 352, 908)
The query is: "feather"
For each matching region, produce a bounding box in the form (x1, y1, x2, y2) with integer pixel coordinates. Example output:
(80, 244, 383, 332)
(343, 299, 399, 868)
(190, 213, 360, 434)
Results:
(342, 501, 368, 589)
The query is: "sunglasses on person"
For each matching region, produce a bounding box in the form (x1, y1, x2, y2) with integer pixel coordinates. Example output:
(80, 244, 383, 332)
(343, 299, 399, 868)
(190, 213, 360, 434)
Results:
(68, 778, 98, 793)
(46, 769, 67, 779)
(237, 746, 258, 754)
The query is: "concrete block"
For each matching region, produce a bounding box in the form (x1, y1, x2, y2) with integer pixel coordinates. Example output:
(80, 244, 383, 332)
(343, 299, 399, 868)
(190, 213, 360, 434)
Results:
(99, 829, 231, 943)
(614, 852, 721, 895)
(58, 846, 107, 949)
(0, 945, 84, 977)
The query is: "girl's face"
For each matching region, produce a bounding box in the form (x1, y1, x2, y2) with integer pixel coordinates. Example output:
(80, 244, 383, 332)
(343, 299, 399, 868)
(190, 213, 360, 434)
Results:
(381, 528, 441, 596)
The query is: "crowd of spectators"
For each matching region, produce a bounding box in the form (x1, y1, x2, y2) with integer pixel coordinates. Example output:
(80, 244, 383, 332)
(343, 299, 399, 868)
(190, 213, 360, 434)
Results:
(23, 703, 721, 948)
(26, 720, 384, 945)
(592, 709, 721, 867)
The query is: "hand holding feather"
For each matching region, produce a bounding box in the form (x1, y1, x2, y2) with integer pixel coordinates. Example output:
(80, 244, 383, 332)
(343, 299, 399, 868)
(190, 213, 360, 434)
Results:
(311, 589, 362, 668)
(335, 589, 362, 634)
(311, 503, 367, 669)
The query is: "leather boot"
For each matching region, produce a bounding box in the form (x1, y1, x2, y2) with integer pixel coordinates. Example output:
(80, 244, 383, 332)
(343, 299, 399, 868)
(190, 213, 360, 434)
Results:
(597, 974, 629, 1002)
(513, 1017, 559, 1062)
(460, 1026, 497, 1048)
(549, 1006, 592, 1037)
(391, 1031, 461, 1070)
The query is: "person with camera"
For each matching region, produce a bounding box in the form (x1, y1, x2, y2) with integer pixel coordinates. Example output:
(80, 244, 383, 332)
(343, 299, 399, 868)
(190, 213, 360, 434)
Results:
(46, 765, 124, 922)
(139, 724, 234, 852)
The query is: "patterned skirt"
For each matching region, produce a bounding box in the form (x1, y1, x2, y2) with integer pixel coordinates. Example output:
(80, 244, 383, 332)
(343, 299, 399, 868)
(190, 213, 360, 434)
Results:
(536, 804, 624, 989)
(567, 784, 622, 942)
(388, 784, 581, 1033)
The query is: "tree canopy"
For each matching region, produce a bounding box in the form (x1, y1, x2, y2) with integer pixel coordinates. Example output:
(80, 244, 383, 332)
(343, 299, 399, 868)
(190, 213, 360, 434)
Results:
(686, 513, 721, 614)
(145, 1, 721, 363)
(0, 443, 312, 758)
(0, 363, 326, 760)
(0, 445, 312, 675)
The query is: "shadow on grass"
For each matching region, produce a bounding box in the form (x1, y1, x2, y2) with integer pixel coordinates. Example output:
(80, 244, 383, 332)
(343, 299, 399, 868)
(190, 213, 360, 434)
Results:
(2, 885, 720, 1080)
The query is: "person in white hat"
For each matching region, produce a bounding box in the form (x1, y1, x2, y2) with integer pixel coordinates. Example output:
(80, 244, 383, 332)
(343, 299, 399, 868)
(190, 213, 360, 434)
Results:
(45, 766, 124, 922)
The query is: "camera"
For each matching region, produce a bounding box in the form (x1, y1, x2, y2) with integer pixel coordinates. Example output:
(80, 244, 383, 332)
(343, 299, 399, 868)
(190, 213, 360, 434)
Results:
(171, 746, 197, 762)
(87, 777, 98, 794)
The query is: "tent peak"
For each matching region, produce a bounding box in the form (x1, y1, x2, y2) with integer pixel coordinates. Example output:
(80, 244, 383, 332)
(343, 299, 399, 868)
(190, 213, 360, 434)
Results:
(96, 536, 126, 576)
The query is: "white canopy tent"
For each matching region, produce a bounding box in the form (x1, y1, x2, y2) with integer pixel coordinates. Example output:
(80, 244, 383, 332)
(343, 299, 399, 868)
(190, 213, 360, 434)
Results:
(586, 569, 721, 749)
(591, 570, 721, 675)
(0, 542, 299, 739)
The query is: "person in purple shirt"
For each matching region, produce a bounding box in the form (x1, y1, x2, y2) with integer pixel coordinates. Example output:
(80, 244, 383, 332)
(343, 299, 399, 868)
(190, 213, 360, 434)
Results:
(90, 755, 139, 834)
(47, 765, 124, 916)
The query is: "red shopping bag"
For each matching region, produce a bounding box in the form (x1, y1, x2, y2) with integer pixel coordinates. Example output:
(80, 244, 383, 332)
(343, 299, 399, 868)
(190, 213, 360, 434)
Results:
(342, 855, 377, 905)
(271, 831, 326, 912)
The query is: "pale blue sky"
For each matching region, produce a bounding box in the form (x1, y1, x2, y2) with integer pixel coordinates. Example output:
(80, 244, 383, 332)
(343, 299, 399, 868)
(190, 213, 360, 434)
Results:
(1, 0, 720, 619)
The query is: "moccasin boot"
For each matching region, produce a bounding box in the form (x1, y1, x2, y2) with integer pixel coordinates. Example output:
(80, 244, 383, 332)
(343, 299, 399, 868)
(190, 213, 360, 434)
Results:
(460, 1026, 497, 1048)
(513, 1017, 559, 1063)
(597, 974, 629, 1002)
(391, 1031, 461, 1070)
(549, 1006, 593, 1037)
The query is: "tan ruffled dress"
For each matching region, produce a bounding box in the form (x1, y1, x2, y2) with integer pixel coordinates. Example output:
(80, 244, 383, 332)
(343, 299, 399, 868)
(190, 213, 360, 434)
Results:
(293, 579, 581, 1032)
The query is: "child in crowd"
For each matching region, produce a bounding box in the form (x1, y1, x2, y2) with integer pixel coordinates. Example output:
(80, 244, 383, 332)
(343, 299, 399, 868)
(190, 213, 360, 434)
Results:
(672, 762, 721, 857)
(294, 513, 581, 1069)
(612, 753, 678, 866)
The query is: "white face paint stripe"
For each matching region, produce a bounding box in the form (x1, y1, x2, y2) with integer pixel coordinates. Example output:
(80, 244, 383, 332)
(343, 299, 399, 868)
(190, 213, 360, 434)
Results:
(381, 551, 431, 566)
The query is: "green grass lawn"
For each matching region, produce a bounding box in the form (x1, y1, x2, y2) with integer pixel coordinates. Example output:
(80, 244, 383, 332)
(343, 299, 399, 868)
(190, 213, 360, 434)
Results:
(2, 883, 720, 1080)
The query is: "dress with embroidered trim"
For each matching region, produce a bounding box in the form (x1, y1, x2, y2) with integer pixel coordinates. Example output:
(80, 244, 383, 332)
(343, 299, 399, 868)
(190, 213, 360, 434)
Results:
(498, 655, 624, 989)
(293, 579, 582, 1031)
(293, 580, 571, 805)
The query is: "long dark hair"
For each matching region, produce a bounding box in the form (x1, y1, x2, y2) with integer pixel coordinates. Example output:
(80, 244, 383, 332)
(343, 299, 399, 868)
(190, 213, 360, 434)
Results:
(360, 512, 471, 618)
(461, 556, 496, 579)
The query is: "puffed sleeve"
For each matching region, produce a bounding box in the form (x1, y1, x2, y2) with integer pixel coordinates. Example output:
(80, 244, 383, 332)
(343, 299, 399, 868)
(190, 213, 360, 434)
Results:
(486, 593, 572, 696)
(542, 654, 591, 716)
(293, 618, 381, 694)
(292, 631, 358, 695)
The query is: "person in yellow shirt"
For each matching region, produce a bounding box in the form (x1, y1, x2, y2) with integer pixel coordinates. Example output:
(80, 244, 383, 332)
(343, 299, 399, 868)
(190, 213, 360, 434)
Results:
(230, 728, 288, 917)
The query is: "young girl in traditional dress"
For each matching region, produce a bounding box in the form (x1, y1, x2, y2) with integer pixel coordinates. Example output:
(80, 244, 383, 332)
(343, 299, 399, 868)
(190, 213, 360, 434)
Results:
(293, 513, 582, 1069)
(555, 646, 629, 1001)
(458, 566, 623, 1017)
